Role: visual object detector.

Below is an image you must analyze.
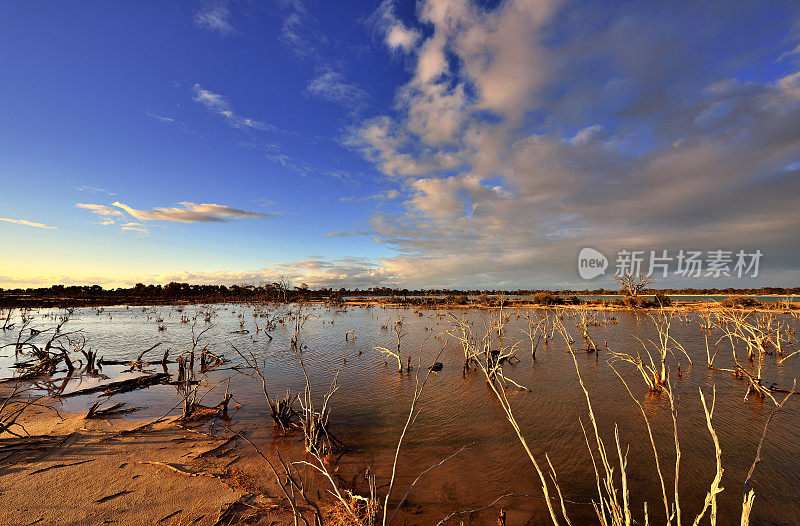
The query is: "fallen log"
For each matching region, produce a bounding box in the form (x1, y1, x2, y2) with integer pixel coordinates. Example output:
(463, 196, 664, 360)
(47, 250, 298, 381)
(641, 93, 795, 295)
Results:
(84, 401, 141, 419)
(60, 372, 171, 398)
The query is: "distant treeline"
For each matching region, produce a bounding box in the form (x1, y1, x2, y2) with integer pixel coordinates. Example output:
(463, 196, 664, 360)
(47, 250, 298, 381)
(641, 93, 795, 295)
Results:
(0, 282, 798, 308)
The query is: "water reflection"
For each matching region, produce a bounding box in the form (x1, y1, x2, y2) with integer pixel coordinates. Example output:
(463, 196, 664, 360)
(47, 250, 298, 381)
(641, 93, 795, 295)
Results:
(1, 304, 799, 524)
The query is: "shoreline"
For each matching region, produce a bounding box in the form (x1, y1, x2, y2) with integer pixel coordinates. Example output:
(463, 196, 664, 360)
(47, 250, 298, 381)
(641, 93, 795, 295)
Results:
(1, 296, 797, 313)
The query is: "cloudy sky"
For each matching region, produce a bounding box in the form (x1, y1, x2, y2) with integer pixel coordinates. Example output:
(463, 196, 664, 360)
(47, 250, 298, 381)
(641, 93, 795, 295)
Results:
(1, 0, 799, 290)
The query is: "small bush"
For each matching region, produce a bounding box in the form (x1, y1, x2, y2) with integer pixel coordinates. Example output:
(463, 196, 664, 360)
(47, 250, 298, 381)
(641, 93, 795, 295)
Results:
(720, 295, 758, 308)
(617, 296, 652, 309)
(653, 292, 672, 307)
(452, 294, 469, 305)
(530, 292, 563, 305)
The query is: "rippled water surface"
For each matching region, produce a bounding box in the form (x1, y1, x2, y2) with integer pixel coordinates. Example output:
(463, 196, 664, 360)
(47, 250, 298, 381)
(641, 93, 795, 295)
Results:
(2, 304, 799, 524)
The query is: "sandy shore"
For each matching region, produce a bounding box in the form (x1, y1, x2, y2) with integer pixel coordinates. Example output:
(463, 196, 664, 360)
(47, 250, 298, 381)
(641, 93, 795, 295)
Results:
(0, 393, 295, 526)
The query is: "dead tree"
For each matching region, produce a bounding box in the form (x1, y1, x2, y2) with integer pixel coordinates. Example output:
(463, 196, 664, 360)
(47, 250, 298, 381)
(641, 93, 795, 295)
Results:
(374, 316, 407, 373)
(230, 344, 300, 431)
(611, 271, 656, 297)
(296, 352, 343, 455)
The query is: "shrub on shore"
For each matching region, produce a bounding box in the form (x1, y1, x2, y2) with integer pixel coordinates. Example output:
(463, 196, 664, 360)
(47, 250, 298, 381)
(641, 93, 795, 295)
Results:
(653, 291, 672, 307)
(447, 294, 469, 305)
(720, 295, 758, 308)
(530, 292, 564, 305)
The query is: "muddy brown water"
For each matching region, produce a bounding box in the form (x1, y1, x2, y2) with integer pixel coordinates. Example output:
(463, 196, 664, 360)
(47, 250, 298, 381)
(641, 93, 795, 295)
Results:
(2, 304, 799, 525)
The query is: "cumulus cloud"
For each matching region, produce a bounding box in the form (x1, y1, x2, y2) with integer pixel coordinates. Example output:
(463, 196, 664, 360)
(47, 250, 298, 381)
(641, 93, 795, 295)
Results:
(370, 1, 421, 53)
(342, 0, 800, 288)
(0, 217, 57, 230)
(194, 2, 234, 35)
(192, 84, 267, 130)
(345, 116, 462, 176)
(386, 24, 420, 53)
(148, 256, 393, 289)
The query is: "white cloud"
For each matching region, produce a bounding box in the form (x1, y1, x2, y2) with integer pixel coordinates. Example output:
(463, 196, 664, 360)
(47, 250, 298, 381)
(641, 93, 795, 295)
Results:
(192, 84, 267, 130)
(0, 217, 57, 230)
(370, 1, 421, 54)
(778, 42, 800, 62)
(339, 189, 401, 203)
(569, 125, 604, 145)
(305, 70, 366, 105)
(342, 0, 800, 288)
(76, 186, 117, 196)
(159, 257, 392, 289)
(386, 23, 420, 53)
(146, 112, 175, 123)
(194, 2, 234, 35)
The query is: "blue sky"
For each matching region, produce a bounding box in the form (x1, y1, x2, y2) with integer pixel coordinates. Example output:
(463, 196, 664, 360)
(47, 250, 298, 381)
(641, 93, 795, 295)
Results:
(1, 1, 799, 289)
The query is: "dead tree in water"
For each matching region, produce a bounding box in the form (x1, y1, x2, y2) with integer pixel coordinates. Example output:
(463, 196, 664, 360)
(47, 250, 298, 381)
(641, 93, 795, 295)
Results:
(1, 308, 15, 331)
(297, 352, 343, 455)
(290, 302, 311, 350)
(608, 310, 690, 392)
(176, 355, 199, 420)
(446, 312, 522, 385)
(374, 316, 407, 373)
(446, 313, 482, 374)
(230, 344, 300, 431)
(522, 312, 545, 362)
(711, 310, 798, 403)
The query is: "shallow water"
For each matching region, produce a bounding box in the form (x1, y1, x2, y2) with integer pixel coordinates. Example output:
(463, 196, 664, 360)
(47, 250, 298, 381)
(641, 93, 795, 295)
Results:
(2, 304, 799, 524)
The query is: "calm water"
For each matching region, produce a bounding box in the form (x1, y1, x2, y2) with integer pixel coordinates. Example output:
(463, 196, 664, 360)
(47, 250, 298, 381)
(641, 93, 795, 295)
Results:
(2, 304, 799, 524)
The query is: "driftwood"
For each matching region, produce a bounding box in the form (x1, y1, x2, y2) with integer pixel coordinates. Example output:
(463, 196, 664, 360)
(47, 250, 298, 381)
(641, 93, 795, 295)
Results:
(179, 393, 232, 423)
(84, 401, 140, 419)
(98, 344, 172, 367)
(60, 372, 171, 398)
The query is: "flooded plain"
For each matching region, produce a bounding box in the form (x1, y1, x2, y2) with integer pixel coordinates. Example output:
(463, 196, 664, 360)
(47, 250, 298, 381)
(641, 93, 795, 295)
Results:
(2, 303, 799, 525)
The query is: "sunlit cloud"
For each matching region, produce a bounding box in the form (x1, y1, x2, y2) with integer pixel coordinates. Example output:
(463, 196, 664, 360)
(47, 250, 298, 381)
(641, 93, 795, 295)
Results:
(110, 201, 268, 223)
(121, 222, 149, 234)
(0, 217, 57, 230)
(76, 203, 124, 216)
(153, 256, 393, 289)
(76, 203, 124, 226)
(342, 0, 800, 288)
